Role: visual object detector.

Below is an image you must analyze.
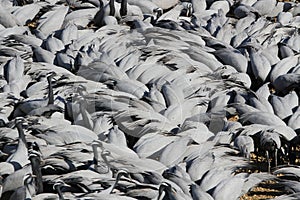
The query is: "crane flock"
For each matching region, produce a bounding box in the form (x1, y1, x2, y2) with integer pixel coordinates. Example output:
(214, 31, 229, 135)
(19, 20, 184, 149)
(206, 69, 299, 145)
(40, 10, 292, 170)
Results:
(0, 0, 300, 199)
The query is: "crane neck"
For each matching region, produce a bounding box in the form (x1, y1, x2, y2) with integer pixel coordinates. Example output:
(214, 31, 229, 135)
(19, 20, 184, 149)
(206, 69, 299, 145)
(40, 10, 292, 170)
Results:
(120, 0, 127, 17)
(29, 154, 43, 194)
(16, 121, 27, 148)
(157, 183, 167, 200)
(79, 99, 93, 130)
(109, 0, 115, 16)
(47, 75, 54, 105)
(92, 143, 99, 169)
(99, 0, 104, 7)
(101, 151, 112, 173)
(64, 99, 72, 122)
(55, 185, 65, 200)
(109, 170, 126, 194)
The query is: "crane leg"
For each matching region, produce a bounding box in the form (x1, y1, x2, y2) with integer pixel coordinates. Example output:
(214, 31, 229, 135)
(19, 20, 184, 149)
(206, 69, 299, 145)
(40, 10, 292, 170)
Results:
(275, 149, 278, 168)
(266, 150, 270, 173)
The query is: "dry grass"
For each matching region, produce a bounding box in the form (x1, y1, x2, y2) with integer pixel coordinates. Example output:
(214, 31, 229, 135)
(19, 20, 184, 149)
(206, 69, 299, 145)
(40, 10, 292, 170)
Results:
(240, 180, 290, 200)
(277, 0, 299, 2)
(239, 144, 300, 199)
